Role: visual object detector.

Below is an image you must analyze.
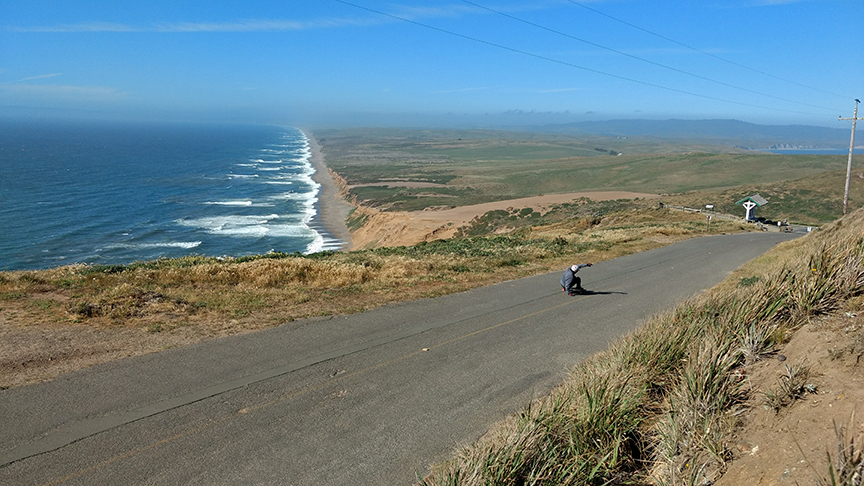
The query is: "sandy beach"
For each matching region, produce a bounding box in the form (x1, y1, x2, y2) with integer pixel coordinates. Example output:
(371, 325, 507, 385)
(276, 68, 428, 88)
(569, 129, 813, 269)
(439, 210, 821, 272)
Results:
(303, 130, 354, 251)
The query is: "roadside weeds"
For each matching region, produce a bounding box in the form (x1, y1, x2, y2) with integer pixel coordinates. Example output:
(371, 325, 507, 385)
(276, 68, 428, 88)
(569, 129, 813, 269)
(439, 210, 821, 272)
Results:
(418, 209, 864, 485)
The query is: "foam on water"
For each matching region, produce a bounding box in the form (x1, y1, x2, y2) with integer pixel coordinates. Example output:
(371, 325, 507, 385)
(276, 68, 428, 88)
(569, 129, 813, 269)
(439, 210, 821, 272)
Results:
(205, 200, 275, 207)
(177, 128, 323, 242)
(176, 214, 284, 231)
(205, 200, 253, 206)
(105, 241, 202, 250)
(175, 215, 318, 238)
(0, 122, 342, 270)
(269, 192, 310, 201)
(269, 175, 308, 182)
(262, 180, 298, 185)
(305, 232, 326, 254)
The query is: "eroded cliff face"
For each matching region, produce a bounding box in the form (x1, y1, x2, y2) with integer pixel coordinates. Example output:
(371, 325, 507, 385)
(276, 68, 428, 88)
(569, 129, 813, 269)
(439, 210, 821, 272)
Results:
(327, 168, 351, 200)
(332, 165, 460, 249)
(348, 206, 459, 250)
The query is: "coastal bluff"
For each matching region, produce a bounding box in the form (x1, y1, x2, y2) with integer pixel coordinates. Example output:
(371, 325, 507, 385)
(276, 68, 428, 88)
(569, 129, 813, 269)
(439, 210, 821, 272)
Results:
(346, 192, 659, 250)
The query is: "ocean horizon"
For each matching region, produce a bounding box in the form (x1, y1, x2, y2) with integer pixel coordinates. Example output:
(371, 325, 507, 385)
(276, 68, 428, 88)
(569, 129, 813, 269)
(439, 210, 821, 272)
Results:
(0, 119, 344, 271)
(766, 148, 853, 155)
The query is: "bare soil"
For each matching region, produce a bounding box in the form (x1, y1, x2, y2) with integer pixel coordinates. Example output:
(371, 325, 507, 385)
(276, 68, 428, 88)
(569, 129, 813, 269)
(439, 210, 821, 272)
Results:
(0, 300, 284, 389)
(716, 311, 864, 485)
(349, 191, 659, 249)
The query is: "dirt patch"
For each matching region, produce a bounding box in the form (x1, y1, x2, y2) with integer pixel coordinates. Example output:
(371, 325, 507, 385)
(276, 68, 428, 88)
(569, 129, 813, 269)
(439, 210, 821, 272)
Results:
(0, 309, 278, 389)
(716, 312, 864, 485)
(350, 191, 659, 249)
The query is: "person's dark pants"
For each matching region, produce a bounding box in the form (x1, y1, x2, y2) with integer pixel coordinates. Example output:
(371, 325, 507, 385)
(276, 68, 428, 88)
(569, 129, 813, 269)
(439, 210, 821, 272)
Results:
(562, 276, 582, 293)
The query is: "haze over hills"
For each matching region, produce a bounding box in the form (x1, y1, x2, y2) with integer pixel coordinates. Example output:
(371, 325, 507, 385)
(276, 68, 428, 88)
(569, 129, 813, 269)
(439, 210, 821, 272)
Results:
(528, 119, 853, 151)
(312, 114, 855, 152)
(3, 107, 855, 153)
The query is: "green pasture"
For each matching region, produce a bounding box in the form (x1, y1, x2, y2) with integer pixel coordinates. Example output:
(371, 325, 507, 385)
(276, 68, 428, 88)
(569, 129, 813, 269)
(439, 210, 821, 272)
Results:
(316, 127, 856, 221)
(660, 169, 864, 224)
(481, 152, 846, 195)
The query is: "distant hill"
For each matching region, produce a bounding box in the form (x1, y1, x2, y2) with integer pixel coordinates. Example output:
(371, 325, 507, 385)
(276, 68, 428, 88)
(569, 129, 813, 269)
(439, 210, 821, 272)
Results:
(531, 119, 850, 150)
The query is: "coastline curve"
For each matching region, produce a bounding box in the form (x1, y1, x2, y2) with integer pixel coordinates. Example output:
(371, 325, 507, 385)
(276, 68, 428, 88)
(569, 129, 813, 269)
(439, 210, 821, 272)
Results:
(301, 129, 354, 251)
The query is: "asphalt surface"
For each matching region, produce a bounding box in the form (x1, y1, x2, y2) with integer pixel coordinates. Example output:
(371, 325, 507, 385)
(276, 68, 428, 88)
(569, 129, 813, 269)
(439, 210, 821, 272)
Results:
(0, 231, 799, 485)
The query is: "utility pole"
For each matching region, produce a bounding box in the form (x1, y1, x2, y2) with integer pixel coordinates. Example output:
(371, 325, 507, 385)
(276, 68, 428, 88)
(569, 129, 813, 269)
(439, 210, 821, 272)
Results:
(839, 99, 862, 216)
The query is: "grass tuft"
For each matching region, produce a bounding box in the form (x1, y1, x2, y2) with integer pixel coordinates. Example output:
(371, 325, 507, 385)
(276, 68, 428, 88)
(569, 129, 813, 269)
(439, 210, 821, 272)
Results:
(762, 362, 811, 413)
(419, 208, 864, 485)
(816, 413, 864, 486)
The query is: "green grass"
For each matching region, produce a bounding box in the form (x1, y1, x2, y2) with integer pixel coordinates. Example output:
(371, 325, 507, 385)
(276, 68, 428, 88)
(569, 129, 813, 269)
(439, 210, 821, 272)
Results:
(761, 363, 811, 413)
(348, 185, 483, 211)
(660, 170, 864, 224)
(346, 209, 370, 232)
(1, 291, 27, 300)
(818, 414, 864, 486)
(318, 127, 852, 215)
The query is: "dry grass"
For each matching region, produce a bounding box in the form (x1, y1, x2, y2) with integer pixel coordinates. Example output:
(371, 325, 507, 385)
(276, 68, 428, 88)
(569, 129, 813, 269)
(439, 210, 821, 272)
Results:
(761, 362, 811, 413)
(817, 413, 864, 486)
(0, 208, 745, 388)
(1, 208, 743, 328)
(418, 209, 864, 486)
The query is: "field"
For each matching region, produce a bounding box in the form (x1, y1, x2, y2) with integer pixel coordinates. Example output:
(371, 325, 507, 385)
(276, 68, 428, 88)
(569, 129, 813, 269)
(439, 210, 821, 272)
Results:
(317, 127, 854, 221)
(660, 169, 864, 224)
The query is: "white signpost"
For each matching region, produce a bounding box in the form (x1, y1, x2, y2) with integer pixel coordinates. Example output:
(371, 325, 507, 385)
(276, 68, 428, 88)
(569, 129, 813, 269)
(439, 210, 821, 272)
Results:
(736, 194, 768, 221)
(741, 200, 758, 220)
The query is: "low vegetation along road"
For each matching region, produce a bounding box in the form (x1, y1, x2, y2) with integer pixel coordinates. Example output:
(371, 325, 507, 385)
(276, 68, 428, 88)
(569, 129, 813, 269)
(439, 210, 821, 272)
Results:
(0, 232, 797, 485)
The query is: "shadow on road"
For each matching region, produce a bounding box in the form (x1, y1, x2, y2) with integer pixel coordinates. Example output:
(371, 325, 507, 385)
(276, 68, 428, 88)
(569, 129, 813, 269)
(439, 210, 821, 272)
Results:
(567, 290, 627, 296)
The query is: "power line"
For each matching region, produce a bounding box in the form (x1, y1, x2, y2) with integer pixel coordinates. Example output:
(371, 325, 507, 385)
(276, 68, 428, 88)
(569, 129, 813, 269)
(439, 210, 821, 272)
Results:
(461, 0, 837, 112)
(331, 0, 831, 117)
(563, 0, 850, 101)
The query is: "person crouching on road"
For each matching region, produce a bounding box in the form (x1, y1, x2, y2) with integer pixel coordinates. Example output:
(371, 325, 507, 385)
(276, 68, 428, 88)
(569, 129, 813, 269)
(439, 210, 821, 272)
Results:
(561, 263, 592, 295)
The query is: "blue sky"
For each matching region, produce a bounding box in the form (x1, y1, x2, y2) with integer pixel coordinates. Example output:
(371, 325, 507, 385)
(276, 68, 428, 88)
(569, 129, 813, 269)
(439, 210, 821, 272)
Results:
(1, 1, 861, 127)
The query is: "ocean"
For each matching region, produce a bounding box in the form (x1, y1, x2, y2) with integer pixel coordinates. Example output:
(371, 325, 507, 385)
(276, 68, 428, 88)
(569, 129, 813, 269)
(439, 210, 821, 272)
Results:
(0, 119, 344, 271)
(768, 149, 852, 155)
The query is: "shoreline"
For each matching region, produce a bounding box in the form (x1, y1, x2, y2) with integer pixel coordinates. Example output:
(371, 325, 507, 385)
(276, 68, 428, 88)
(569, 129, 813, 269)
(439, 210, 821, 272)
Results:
(302, 129, 354, 251)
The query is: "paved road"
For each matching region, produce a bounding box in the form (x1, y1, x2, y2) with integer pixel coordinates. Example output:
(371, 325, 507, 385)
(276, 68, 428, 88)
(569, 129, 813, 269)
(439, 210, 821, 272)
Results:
(0, 232, 798, 485)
